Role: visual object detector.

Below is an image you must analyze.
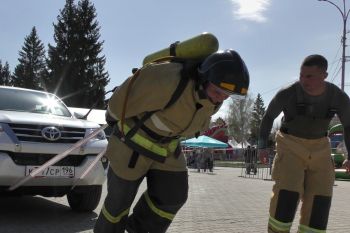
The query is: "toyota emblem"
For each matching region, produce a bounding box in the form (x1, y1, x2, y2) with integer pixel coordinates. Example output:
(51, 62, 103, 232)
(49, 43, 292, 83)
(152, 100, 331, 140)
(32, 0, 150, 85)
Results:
(41, 126, 61, 141)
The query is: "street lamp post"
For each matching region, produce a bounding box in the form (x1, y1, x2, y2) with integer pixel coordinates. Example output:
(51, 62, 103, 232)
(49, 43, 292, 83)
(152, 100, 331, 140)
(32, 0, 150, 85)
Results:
(318, 0, 350, 91)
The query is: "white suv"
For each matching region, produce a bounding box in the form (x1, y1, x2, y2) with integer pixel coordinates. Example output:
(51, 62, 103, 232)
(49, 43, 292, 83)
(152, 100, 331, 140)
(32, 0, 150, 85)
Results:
(0, 86, 108, 212)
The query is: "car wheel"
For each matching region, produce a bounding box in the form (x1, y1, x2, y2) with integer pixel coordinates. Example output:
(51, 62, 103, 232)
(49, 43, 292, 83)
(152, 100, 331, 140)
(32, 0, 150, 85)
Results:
(67, 185, 102, 212)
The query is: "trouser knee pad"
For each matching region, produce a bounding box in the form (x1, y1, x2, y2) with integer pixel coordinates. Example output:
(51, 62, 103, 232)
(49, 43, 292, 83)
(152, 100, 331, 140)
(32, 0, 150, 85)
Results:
(309, 195, 332, 230)
(274, 189, 299, 222)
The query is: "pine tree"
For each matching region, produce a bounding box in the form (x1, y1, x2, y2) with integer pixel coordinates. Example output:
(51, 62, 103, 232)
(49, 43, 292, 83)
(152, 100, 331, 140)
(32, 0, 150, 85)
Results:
(249, 93, 265, 145)
(0, 60, 13, 86)
(46, 0, 109, 108)
(12, 27, 48, 90)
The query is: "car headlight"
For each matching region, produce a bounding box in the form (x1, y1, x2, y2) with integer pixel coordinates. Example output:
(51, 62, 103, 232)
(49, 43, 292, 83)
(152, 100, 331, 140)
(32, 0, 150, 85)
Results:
(85, 128, 106, 140)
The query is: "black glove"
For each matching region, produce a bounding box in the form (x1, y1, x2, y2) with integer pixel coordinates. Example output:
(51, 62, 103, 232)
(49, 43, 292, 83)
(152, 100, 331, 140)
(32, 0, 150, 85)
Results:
(105, 111, 117, 127)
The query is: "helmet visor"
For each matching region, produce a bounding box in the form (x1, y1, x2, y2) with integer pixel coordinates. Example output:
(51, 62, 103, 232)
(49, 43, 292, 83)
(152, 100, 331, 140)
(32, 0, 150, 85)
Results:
(210, 83, 235, 97)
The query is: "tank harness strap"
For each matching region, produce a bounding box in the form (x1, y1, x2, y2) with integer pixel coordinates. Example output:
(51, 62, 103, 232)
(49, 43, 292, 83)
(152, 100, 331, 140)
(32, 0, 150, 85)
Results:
(125, 62, 190, 140)
(169, 41, 180, 56)
(164, 68, 190, 108)
(295, 83, 306, 115)
(126, 111, 156, 139)
(129, 66, 191, 143)
(128, 151, 139, 168)
(132, 116, 179, 143)
(127, 66, 191, 165)
(281, 83, 337, 135)
(115, 61, 194, 167)
(296, 83, 337, 118)
(326, 86, 337, 118)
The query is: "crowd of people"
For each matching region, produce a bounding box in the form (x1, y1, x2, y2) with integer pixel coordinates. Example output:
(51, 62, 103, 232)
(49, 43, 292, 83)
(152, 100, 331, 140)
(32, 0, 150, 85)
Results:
(186, 148, 214, 172)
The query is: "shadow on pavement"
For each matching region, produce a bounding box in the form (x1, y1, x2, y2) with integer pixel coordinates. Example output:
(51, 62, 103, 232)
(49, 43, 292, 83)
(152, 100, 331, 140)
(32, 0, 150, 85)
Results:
(0, 196, 98, 233)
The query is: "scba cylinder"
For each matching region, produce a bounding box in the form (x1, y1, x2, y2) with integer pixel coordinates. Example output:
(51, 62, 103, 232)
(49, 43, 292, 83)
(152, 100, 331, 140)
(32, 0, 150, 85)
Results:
(142, 32, 219, 65)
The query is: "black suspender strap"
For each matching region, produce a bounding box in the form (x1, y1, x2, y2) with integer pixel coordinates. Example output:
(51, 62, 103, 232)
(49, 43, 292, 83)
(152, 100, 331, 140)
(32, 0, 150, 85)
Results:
(125, 111, 156, 139)
(326, 85, 337, 118)
(128, 151, 140, 168)
(132, 116, 179, 143)
(295, 83, 306, 115)
(164, 68, 190, 109)
(169, 41, 180, 56)
(113, 63, 192, 167)
(126, 66, 190, 140)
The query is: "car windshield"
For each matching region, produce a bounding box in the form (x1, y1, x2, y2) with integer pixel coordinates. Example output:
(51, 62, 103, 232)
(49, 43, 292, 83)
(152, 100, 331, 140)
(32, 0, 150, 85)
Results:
(0, 88, 72, 117)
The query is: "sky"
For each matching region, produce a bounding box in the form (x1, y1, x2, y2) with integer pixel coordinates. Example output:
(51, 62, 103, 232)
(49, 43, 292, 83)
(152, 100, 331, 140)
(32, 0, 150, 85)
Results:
(0, 0, 349, 120)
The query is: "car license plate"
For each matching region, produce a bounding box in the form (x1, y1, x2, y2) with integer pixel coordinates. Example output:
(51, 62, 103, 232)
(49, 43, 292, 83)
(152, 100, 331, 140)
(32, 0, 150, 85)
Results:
(25, 165, 75, 177)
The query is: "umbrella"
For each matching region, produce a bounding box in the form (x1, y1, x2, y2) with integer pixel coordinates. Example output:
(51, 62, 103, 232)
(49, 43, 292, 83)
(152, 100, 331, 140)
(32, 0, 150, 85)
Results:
(181, 135, 228, 148)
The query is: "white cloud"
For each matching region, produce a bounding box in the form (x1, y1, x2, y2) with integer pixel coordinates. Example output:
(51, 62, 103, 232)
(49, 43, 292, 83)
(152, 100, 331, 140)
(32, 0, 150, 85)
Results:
(230, 0, 271, 23)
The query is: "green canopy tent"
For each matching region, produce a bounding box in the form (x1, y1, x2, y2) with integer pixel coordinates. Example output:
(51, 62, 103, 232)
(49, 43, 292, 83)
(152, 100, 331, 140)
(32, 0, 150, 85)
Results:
(181, 135, 228, 148)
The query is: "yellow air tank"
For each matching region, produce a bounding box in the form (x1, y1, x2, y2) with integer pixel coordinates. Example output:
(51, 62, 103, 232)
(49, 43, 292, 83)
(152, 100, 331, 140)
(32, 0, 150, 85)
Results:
(142, 32, 219, 65)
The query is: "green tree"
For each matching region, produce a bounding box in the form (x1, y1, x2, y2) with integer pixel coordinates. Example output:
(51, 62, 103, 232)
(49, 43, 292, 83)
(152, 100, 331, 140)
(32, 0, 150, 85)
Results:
(46, 0, 109, 108)
(226, 95, 254, 148)
(249, 93, 265, 145)
(12, 27, 48, 90)
(0, 61, 12, 86)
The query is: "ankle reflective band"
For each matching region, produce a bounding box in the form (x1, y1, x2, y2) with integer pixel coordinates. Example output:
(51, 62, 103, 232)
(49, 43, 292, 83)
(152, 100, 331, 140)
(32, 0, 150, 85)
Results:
(102, 204, 129, 224)
(298, 224, 326, 233)
(144, 191, 175, 221)
(268, 216, 292, 232)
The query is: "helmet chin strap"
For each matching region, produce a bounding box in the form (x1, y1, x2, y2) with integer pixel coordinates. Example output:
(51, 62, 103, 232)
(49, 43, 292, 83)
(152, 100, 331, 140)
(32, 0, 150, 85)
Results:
(196, 82, 209, 100)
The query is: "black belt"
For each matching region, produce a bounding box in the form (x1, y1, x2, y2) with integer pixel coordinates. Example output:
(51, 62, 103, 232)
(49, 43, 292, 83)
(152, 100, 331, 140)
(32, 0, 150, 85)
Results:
(280, 127, 327, 138)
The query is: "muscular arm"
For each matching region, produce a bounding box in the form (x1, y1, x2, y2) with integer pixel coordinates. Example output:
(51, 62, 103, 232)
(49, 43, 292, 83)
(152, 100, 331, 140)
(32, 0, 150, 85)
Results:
(258, 91, 286, 149)
(343, 127, 350, 160)
(336, 91, 350, 160)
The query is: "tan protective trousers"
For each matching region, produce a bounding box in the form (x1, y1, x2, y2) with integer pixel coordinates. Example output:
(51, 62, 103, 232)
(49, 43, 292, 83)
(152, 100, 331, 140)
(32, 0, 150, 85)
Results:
(268, 131, 335, 233)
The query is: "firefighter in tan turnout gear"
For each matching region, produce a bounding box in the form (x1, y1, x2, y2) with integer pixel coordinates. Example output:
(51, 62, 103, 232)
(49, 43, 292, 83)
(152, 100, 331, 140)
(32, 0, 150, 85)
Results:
(258, 54, 350, 233)
(94, 49, 250, 233)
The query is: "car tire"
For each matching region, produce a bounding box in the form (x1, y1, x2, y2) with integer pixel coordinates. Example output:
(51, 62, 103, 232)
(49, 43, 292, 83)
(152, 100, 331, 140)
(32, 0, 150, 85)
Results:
(67, 185, 102, 212)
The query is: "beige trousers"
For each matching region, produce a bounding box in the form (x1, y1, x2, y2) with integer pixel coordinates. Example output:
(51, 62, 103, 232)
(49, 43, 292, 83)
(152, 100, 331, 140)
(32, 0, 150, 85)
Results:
(269, 131, 334, 232)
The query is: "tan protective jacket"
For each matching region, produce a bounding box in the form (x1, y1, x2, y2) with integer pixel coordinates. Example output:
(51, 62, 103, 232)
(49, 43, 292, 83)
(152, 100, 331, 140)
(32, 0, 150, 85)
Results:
(107, 62, 219, 170)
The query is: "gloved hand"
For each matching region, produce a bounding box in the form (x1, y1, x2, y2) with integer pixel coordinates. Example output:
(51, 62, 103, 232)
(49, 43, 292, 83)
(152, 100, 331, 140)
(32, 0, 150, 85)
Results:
(105, 111, 117, 127)
(342, 159, 350, 173)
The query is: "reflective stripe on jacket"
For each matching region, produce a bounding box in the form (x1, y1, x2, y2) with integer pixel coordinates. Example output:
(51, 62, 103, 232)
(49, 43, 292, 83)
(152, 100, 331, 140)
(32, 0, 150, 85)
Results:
(114, 121, 179, 163)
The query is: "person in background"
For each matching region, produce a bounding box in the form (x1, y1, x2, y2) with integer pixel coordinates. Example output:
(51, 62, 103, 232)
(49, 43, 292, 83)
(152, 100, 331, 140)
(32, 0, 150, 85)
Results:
(258, 54, 350, 233)
(208, 149, 214, 172)
(202, 148, 211, 172)
(244, 145, 254, 174)
(195, 149, 202, 172)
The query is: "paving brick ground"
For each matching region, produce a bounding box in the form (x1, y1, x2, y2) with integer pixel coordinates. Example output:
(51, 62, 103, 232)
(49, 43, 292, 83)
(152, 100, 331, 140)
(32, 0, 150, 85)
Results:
(1, 167, 349, 233)
(166, 167, 350, 233)
(111, 167, 349, 233)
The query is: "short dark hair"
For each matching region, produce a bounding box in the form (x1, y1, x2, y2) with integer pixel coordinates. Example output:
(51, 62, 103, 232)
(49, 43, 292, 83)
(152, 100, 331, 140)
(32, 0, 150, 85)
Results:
(301, 54, 328, 71)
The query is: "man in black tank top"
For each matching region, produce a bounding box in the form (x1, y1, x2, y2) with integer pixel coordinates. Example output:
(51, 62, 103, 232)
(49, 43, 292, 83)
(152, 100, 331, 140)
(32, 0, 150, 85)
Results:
(258, 54, 350, 233)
